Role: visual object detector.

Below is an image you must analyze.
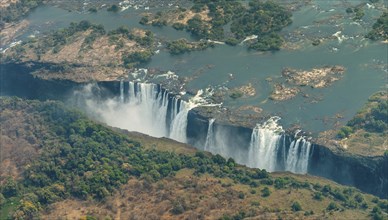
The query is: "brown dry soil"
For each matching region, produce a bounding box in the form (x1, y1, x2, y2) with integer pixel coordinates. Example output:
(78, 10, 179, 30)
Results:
(0, 20, 29, 45)
(0, 0, 19, 9)
(143, 7, 212, 26)
(3, 28, 151, 82)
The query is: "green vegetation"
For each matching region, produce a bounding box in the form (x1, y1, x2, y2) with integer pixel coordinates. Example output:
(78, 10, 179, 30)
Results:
(327, 202, 339, 211)
(337, 91, 387, 141)
(166, 38, 214, 55)
(312, 39, 321, 46)
(366, 12, 388, 41)
(5, 21, 157, 70)
(88, 7, 97, 13)
(347, 92, 387, 133)
(261, 187, 271, 197)
(0, 0, 44, 23)
(291, 201, 302, 212)
(346, 4, 366, 21)
(225, 37, 240, 46)
(16, 20, 106, 57)
(107, 4, 120, 13)
(122, 50, 154, 67)
(141, 0, 292, 51)
(230, 1, 292, 51)
(1, 97, 387, 219)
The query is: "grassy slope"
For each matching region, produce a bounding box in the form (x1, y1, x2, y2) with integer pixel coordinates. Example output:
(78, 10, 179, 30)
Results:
(0, 97, 387, 219)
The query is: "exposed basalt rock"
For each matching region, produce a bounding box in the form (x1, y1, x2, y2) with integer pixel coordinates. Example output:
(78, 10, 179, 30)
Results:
(270, 83, 300, 101)
(282, 65, 346, 88)
(191, 105, 266, 129)
(236, 105, 263, 114)
(229, 83, 257, 98)
(309, 144, 388, 199)
(269, 65, 346, 102)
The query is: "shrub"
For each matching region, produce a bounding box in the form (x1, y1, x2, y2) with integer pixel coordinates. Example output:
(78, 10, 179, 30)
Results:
(326, 202, 338, 211)
(171, 200, 184, 214)
(172, 23, 185, 30)
(291, 201, 302, 212)
(139, 16, 149, 25)
(261, 187, 271, 197)
(107, 5, 120, 12)
(251, 201, 260, 207)
(313, 192, 323, 201)
(225, 38, 239, 46)
(88, 7, 97, 13)
(274, 178, 286, 189)
(238, 191, 245, 199)
(354, 194, 364, 203)
(304, 210, 314, 216)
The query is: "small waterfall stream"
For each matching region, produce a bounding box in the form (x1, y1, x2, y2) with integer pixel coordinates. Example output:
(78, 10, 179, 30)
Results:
(204, 118, 215, 151)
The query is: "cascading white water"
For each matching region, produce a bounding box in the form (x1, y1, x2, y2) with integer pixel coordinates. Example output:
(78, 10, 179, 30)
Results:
(247, 116, 283, 171)
(204, 118, 215, 151)
(120, 79, 124, 103)
(76, 82, 312, 175)
(285, 136, 312, 174)
(169, 101, 189, 143)
(75, 81, 189, 142)
(246, 117, 312, 173)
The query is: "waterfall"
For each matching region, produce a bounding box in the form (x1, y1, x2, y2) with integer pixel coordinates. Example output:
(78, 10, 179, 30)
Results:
(75, 82, 312, 175)
(169, 101, 189, 143)
(285, 136, 312, 174)
(204, 118, 215, 151)
(120, 79, 124, 103)
(75, 81, 189, 142)
(247, 117, 283, 171)
(246, 117, 312, 174)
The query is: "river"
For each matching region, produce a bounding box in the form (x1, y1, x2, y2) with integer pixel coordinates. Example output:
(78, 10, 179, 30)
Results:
(4, 0, 387, 134)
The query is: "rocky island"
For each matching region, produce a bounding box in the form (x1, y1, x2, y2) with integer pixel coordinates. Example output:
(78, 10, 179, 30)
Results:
(270, 66, 346, 101)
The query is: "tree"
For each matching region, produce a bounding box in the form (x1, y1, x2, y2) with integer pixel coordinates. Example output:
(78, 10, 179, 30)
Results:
(2, 177, 18, 198)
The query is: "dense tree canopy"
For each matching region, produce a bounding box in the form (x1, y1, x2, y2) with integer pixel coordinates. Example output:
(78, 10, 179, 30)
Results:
(366, 12, 388, 41)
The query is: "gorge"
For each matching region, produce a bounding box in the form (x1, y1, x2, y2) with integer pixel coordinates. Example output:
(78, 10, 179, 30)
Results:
(1, 65, 386, 199)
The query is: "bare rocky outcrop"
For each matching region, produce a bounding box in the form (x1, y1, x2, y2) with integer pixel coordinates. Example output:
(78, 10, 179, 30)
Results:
(282, 65, 346, 88)
(269, 65, 346, 101)
(270, 84, 300, 101)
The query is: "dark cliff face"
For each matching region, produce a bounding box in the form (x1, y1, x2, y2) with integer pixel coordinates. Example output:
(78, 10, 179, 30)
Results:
(309, 145, 388, 199)
(186, 112, 387, 198)
(0, 63, 78, 100)
(1, 64, 387, 199)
